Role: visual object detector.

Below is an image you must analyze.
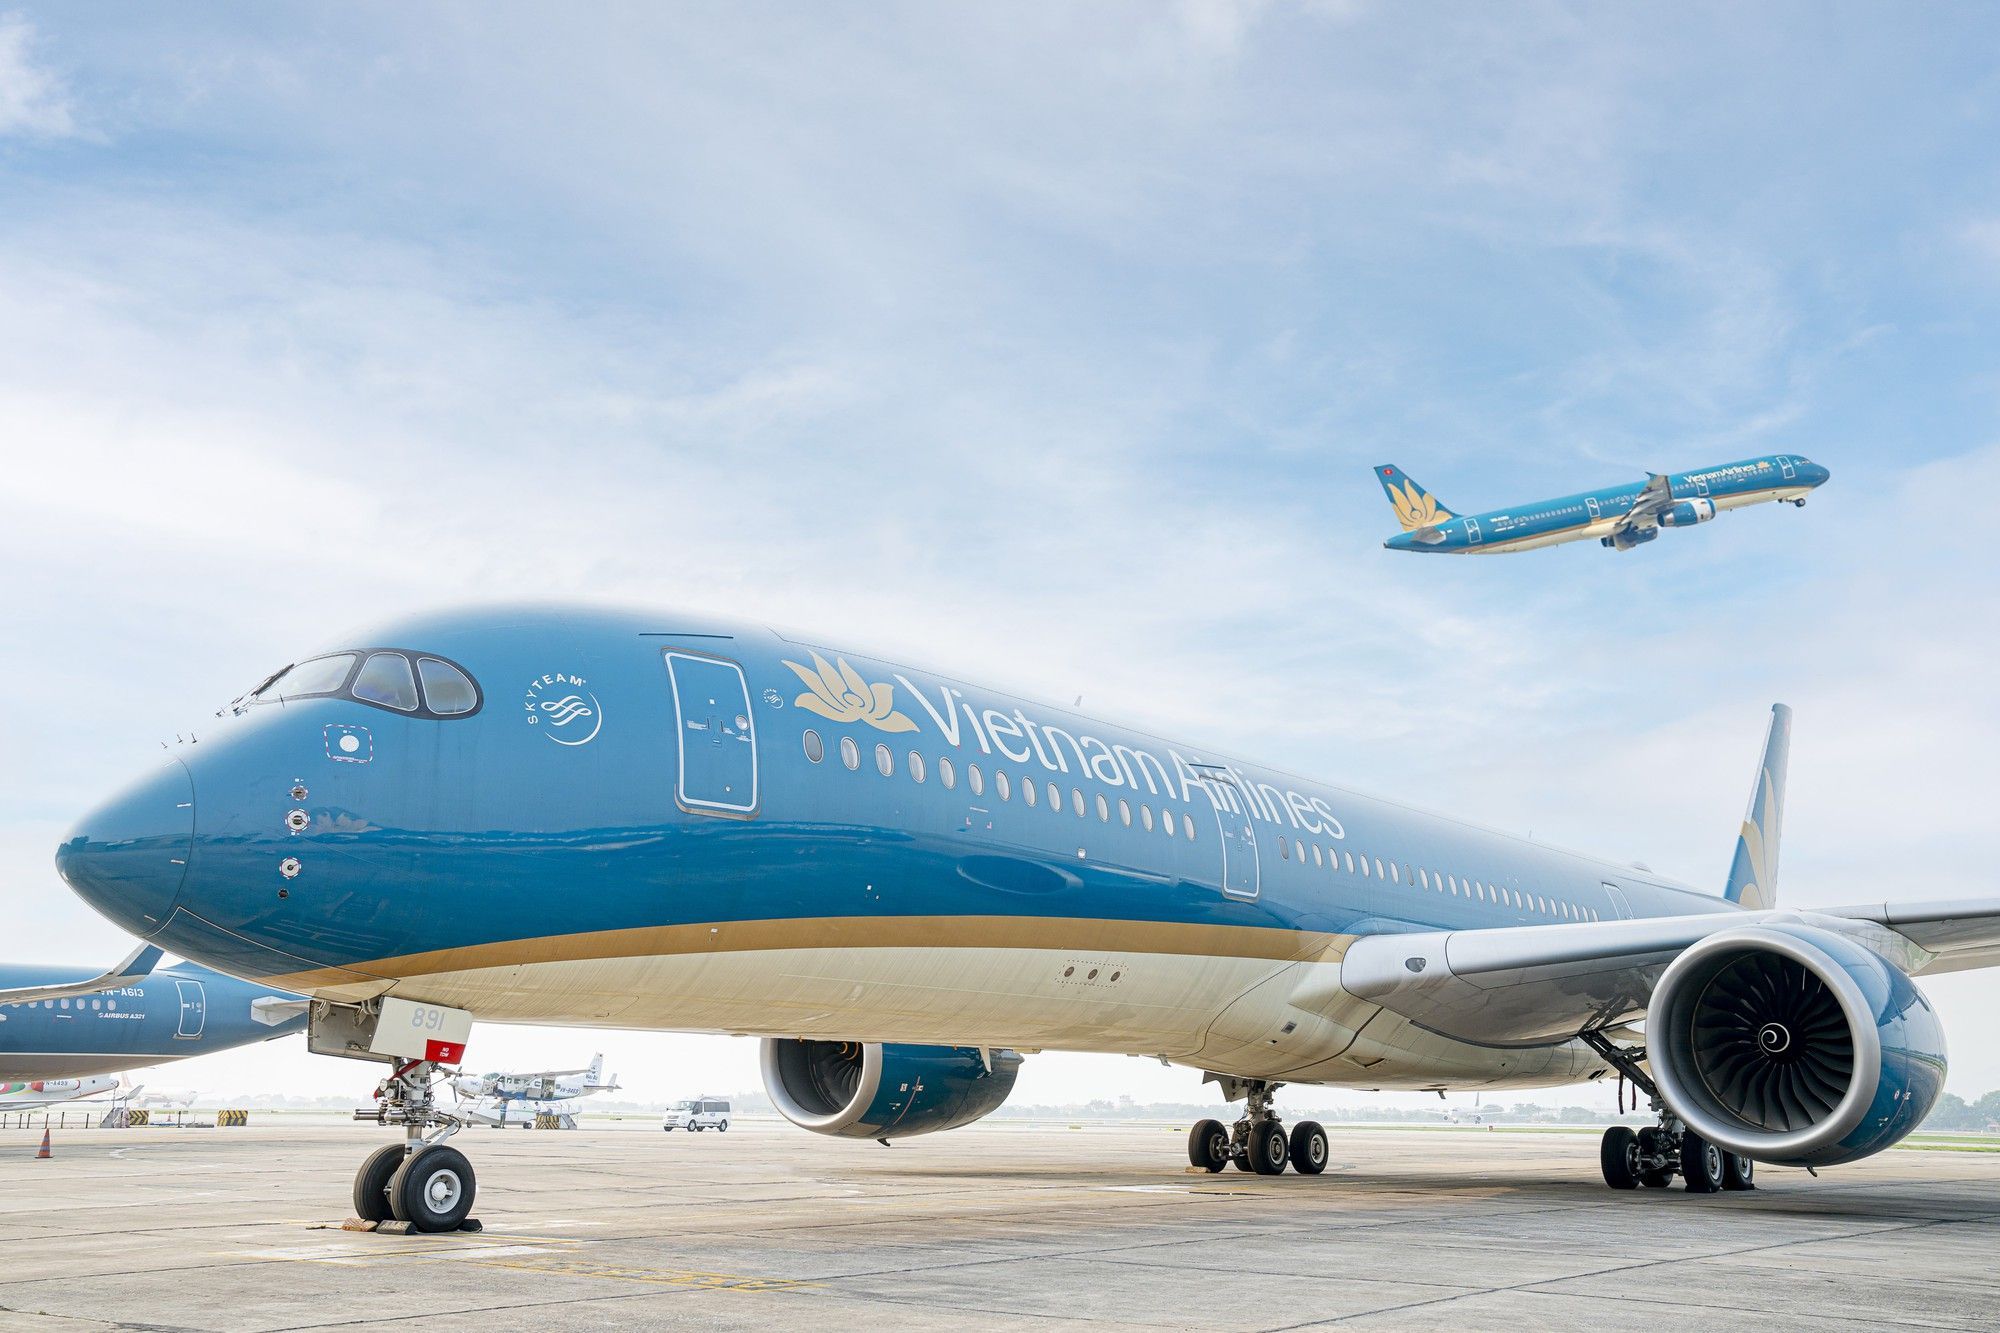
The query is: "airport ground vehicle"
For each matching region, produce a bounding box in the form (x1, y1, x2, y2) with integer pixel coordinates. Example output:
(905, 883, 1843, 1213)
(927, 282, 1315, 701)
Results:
(661, 1098, 730, 1132)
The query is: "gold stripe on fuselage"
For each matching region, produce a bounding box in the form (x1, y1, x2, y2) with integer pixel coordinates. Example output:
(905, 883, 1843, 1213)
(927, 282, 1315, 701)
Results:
(259, 915, 1343, 993)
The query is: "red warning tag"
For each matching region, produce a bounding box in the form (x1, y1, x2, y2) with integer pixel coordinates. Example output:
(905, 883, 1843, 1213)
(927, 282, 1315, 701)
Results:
(425, 1039, 466, 1065)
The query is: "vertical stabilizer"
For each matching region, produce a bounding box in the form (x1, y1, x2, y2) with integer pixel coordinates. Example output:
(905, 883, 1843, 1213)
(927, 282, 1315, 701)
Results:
(1374, 465, 1454, 531)
(1725, 704, 1791, 910)
(587, 1053, 603, 1085)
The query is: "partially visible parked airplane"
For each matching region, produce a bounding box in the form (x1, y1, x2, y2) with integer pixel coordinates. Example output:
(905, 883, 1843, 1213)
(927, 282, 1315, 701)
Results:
(0, 1075, 121, 1110)
(0, 945, 307, 1080)
(1378, 454, 1830, 554)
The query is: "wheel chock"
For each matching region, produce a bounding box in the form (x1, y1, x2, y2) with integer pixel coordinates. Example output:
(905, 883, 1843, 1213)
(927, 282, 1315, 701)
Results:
(375, 1220, 414, 1236)
(340, 1218, 378, 1232)
(457, 1218, 482, 1233)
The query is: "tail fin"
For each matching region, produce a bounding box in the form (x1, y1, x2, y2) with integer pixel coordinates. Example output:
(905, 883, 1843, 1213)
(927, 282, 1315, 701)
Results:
(1725, 703, 1792, 910)
(1375, 464, 1454, 531)
(587, 1053, 603, 1084)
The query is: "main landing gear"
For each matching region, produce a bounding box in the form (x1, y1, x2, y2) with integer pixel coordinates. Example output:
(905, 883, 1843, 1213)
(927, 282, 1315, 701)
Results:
(1581, 1031, 1755, 1196)
(1186, 1079, 1327, 1177)
(310, 998, 482, 1233)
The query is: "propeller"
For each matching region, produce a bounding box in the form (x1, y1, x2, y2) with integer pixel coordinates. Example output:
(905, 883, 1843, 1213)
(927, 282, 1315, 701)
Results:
(1690, 951, 1854, 1132)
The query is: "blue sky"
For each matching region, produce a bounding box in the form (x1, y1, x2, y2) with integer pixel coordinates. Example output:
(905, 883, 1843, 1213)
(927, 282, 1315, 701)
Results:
(1, 4, 1996, 1106)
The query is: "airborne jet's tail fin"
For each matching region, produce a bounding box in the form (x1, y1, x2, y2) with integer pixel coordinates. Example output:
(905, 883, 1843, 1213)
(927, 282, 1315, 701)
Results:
(1374, 464, 1454, 532)
(1725, 703, 1792, 911)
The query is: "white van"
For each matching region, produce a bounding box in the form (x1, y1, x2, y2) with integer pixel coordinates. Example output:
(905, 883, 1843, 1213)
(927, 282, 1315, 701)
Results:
(661, 1098, 731, 1132)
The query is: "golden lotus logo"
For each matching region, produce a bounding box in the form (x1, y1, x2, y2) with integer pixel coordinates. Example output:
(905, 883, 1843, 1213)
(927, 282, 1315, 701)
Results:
(1391, 480, 1451, 531)
(785, 652, 919, 733)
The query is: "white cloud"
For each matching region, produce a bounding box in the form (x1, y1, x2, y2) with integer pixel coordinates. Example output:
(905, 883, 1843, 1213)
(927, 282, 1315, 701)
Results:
(0, 13, 76, 138)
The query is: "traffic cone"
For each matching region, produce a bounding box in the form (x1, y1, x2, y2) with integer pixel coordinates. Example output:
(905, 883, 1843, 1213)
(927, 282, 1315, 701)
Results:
(35, 1127, 51, 1159)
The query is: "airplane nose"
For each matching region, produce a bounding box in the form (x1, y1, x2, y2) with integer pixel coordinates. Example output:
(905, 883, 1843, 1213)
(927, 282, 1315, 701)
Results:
(56, 759, 194, 937)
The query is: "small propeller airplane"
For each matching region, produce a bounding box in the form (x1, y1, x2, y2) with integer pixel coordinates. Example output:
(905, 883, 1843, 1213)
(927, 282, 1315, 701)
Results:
(450, 1054, 619, 1126)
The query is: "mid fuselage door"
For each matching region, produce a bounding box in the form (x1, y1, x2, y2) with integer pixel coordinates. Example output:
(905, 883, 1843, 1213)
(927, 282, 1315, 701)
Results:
(664, 651, 759, 817)
(173, 980, 206, 1039)
(1585, 496, 1602, 520)
(1193, 768, 1260, 900)
(1602, 883, 1633, 919)
(1779, 456, 1797, 480)
(1465, 516, 1483, 546)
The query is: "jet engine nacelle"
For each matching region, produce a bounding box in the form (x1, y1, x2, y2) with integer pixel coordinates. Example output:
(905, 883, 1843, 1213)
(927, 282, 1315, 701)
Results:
(761, 1039, 1022, 1140)
(1660, 498, 1717, 527)
(1600, 525, 1661, 551)
(1648, 925, 1946, 1167)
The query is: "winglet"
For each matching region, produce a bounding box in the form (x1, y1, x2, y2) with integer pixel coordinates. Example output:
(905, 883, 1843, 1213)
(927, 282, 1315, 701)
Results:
(1374, 465, 1454, 532)
(1725, 704, 1792, 910)
(0, 943, 163, 1008)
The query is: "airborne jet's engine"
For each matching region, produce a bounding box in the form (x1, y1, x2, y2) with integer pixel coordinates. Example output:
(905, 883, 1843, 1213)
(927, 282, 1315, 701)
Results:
(1600, 526, 1661, 551)
(761, 1039, 1023, 1140)
(1660, 498, 1717, 527)
(1647, 925, 1946, 1167)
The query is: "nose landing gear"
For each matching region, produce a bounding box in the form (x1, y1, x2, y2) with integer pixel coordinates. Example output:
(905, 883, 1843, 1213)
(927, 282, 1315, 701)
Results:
(1186, 1079, 1328, 1177)
(311, 998, 483, 1233)
(351, 1056, 479, 1230)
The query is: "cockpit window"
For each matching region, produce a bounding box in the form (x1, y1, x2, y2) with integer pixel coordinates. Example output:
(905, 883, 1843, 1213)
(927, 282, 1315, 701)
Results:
(254, 653, 357, 703)
(417, 657, 478, 715)
(353, 653, 420, 711)
(233, 647, 481, 719)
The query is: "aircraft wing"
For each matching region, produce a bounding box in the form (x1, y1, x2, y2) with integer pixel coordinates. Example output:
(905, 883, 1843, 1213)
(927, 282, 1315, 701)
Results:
(1328, 901, 2000, 1047)
(1611, 472, 1675, 532)
(0, 944, 163, 1007)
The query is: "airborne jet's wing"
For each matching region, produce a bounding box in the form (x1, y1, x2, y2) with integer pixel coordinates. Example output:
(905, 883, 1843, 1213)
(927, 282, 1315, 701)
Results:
(1610, 472, 1675, 533)
(0, 944, 163, 1007)
(1320, 900, 2000, 1047)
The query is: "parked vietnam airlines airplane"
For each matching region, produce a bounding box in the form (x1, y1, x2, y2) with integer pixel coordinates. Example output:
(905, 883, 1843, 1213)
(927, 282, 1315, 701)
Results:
(54, 608, 2000, 1231)
(0, 945, 306, 1081)
(1378, 454, 1830, 553)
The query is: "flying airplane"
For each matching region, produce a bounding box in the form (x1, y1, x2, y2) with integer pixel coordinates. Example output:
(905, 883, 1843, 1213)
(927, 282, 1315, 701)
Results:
(55, 609, 1999, 1232)
(0, 945, 308, 1081)
(451, 1053, 618, 1126)
(1377, 454, 1830, 553)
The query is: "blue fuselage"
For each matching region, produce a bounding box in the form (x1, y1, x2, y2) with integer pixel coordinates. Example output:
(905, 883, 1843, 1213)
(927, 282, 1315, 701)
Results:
(56, 607, 1739, 1088)
(1385, 454, 1830, 554)
(0, 961, 304, 1080)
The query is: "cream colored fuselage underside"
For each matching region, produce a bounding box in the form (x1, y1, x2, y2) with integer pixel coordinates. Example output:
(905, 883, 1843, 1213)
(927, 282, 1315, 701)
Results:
(330, 944, 1603, 1092)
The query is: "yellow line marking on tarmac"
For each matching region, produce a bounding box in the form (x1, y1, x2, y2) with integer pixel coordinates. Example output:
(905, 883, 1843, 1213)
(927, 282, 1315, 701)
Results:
(462, 1254, 820, 1293)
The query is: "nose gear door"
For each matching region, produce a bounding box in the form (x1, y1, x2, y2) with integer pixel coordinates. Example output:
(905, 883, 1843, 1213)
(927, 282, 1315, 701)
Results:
(664, 651, 759, 817)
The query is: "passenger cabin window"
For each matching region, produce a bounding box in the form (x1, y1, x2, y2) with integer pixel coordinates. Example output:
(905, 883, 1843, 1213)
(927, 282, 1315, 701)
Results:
(1141, 805, 1155, 831)
(1182, 813, 1196, 839)
(875, 744, 893, 777)
(968, 764, 983, 796)
(938, 756, 955, 789)
(803, 730, 824, 763)
(1118, 799, 1131, 827)
(840, 736, 860, 770)
(995, 770, 1009, 801)
(1047, 781, 1061, 811)
(1023, 778, 1037, 807)
(416, 657, 478, 714)
(909, 752, 926, 783)
(353, 652, 419, 711)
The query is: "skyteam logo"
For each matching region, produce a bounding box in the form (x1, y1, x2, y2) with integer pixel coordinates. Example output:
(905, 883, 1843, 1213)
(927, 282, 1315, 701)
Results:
(523, 671, 603, 747)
